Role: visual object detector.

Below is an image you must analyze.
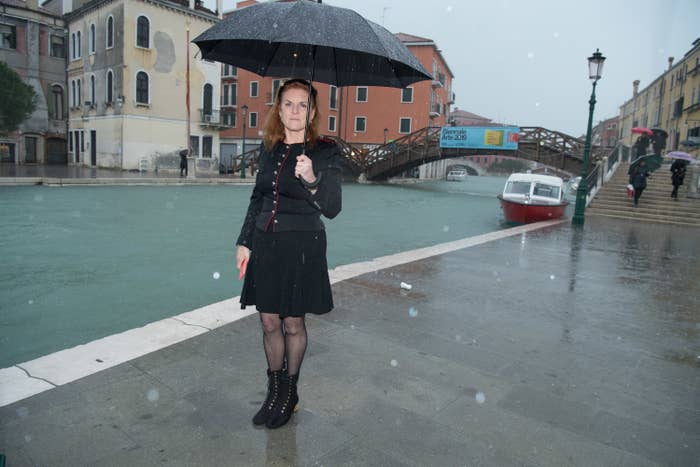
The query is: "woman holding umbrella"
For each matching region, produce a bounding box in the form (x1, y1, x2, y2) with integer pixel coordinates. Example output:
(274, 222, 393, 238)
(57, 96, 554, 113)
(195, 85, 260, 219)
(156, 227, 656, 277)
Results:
(235, 79, 342, 429)
(670, 159, 688, 200)
(629, 159, 650, 207)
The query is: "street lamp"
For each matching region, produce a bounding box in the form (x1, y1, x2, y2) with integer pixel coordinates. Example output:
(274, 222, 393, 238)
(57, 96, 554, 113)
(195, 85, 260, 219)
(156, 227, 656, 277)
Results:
(572, 48, 606, 226)
(384, 128, 388, 145)
(241, 104, 248, 179)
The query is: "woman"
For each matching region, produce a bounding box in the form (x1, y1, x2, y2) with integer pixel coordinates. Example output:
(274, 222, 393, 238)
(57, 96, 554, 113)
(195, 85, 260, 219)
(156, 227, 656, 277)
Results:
(629, 159, 650, 207)
(235, 79, 342, 429)
(670, 159, 687, 200)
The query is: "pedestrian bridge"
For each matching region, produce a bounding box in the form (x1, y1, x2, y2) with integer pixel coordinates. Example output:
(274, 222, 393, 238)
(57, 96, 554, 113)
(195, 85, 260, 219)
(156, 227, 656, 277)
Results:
(235, 126, 612, 181)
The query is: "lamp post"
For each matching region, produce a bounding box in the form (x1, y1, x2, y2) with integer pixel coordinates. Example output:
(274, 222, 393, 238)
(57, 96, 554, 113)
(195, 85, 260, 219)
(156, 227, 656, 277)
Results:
(383, 128, 388, 145)
(572, 48, 606, 226)
(241, 104, 248, 179)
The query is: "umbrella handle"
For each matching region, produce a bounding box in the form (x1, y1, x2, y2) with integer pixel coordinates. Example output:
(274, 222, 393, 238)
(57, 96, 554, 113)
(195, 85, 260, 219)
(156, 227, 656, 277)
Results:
(302, 45, 317, 154)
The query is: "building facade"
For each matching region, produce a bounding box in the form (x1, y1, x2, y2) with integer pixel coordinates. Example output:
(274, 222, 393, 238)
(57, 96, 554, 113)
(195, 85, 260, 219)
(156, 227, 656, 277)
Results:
(619, 38, 700, 157)
(64, 0, 223, 173)
(591, 115, 619, 148)
(1, 0, 67, 165)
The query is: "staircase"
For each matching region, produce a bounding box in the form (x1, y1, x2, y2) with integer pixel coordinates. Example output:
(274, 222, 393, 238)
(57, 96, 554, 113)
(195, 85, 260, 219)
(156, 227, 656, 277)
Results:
(587, 162, 700, 227)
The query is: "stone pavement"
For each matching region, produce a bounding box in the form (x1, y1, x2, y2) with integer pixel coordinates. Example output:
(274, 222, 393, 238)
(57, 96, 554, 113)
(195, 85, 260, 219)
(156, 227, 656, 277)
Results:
(1, 216, 699, 466)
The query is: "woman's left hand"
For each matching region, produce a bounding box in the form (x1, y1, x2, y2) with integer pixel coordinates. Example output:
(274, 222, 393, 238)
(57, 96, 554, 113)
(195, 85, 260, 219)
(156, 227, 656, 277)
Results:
(295, 154, 316, 184)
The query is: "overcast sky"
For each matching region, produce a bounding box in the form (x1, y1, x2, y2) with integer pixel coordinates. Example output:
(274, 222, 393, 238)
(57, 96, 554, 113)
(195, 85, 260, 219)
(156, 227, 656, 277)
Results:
(210, 0, 700, 136)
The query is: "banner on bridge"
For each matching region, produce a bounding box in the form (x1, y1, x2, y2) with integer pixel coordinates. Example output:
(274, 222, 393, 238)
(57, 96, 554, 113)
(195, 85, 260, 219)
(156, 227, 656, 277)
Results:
(439, 126, 520, 150)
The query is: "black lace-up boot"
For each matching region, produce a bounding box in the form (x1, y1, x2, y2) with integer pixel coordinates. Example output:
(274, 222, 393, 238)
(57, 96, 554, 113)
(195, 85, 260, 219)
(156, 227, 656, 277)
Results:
(253, 369, 283, 426)
(265, 371, 299, 429)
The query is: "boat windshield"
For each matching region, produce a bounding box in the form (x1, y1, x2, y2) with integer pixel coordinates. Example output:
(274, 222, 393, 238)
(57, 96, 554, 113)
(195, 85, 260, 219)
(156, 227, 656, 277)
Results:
(505, 181, 531, 195)
(532, 183, 560, 199)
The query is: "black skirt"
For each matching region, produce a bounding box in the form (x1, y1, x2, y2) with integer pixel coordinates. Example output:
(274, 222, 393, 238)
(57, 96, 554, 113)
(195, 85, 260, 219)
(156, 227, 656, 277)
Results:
(240, 228, 334, 317)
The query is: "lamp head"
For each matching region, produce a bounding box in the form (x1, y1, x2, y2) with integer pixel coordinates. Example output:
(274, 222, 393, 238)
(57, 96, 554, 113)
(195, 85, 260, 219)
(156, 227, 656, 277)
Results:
(588, 49, 605, 81)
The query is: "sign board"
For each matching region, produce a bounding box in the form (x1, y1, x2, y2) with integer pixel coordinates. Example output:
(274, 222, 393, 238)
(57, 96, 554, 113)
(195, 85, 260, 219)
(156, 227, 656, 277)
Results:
(439, 126, 520, 150)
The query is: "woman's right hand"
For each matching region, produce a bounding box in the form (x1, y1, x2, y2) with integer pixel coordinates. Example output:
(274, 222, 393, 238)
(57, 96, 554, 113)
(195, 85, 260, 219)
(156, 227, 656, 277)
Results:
(236, 245, 251, 273)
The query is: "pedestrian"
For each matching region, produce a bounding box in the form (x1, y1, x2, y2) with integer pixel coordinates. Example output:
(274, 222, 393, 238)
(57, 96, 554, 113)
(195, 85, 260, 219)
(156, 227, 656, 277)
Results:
(629, 159, 650, 207)
(235, 79, 342, 429)
(179, 149, 188, 177)
(633, 135, 650, 159)
(670, 159, 687, 200)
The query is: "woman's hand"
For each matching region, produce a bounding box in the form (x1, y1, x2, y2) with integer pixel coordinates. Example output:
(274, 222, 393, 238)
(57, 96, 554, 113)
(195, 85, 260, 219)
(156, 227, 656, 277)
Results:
(236, 245, 250, 274)
(294, 154, 316, 184)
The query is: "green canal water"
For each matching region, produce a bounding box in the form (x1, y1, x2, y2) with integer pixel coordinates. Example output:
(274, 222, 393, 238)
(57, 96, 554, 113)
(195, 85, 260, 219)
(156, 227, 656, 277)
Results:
(1, 176, 547, 367)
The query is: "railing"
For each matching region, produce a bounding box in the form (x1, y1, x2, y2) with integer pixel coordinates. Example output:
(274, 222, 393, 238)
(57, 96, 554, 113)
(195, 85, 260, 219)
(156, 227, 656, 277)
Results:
(198, 108, 229, 126)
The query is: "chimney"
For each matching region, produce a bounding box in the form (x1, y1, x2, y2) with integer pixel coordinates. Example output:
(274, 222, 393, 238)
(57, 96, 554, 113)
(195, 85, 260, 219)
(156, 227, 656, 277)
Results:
(668, 57, 674, 71)
(633, 80, 640, 97)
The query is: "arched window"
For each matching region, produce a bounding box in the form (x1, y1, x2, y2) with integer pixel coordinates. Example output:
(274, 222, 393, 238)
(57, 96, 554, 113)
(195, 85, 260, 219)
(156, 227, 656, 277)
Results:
(203, 83, 213, 115)
(106, 70, 113, 104)
(136, 16, 149, 48)
(71, 80, 76, 107)
(106, 16, 114, 49)
(136, 71, 149, 104)
(76, 30, 82, 58)
(51, 85, 64, 119)
(71, 33, 76, 59)
(89, 24, 95, 54)
(77, 79, 82, 105)
(90, 74, 96, 105)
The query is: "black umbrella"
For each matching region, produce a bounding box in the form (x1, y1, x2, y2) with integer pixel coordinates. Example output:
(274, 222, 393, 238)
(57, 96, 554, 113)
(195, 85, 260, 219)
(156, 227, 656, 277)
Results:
(192, 0, 432, 88)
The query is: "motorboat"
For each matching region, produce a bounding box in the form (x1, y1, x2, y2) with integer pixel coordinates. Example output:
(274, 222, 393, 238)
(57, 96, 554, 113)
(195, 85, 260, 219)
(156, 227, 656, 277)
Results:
(446, 168, 467, 181)
(497, 173, 569, 223)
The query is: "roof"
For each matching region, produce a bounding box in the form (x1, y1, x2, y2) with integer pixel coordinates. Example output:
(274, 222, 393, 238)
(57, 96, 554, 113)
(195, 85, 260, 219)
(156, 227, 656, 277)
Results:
(450, 108, 491, 121)
(395, 33, 433, 44)
(505, 173, 565, 186)
(396, 32, 454, 78)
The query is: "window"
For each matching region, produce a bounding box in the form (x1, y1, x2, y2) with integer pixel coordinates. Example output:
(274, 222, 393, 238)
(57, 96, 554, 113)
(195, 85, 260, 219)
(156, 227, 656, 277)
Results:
(106, 16, 114, 49)
(203, 83, 213, 115)
(71, 33, 76, 59)
(222, 64, 237, 77)
(136, 16, 149, 48)
(76, 31, 82, 58)
(222, 83, 237, 106)
(189, 136, 200, 157)
(328, 115, 336, 132)
(1, 24, 16, 49)
(50, 34, 65, 58)
(271, 79, 281, 103)
(136, 71, 149, 104)
(50, 85, 64, 119)
(250, 81, 258, 97)
(399, 117, 411, 134)
(77, 78, 82, 106)
(106, 70, 113, 103)
(223, 112, 236, 127)
(401, 87, 413, 103)
(354, 116, 366, 132)
(89, 74, 96, 105)
(249, 112, 258, 128)
(329, 86, 337, 109)
(202, 136, 213, 158)
(356, 87, 367, 102)
(89, 24, 96, 54)
(71, 80, 76, 107)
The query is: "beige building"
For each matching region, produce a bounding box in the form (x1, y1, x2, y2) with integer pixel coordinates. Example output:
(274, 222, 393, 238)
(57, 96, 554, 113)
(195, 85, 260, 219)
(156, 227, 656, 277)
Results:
(619, 38, 700, 158)
(64, 0, 224, 173)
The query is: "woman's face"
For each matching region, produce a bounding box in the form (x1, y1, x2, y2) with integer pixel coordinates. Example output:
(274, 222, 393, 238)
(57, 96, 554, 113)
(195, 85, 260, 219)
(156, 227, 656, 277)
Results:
(278, 87, 315, 133)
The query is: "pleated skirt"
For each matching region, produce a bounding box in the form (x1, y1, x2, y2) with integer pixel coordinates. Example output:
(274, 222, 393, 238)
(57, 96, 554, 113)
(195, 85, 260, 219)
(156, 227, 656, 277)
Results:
(240, 228, 334, 317)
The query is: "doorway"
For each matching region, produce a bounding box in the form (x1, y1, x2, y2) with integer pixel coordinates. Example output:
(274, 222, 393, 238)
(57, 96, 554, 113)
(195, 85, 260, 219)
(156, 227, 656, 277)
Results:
(25, 136, 37, 163)
(90, 130, 96, 166)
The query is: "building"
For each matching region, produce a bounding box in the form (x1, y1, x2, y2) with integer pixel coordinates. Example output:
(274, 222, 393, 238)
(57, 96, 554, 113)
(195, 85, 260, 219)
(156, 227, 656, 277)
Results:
(448, 108, 494, 127)
(591, 115, 619, 148)
(0, 0, 67, 165)
(618, 38, 700, 157)
(218, 2, 455, 176)
(63, 0, 224, 173)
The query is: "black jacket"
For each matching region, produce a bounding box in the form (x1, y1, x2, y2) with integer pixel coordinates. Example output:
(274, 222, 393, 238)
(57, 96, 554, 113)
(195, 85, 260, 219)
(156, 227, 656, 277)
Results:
(236, 138, 342, 248)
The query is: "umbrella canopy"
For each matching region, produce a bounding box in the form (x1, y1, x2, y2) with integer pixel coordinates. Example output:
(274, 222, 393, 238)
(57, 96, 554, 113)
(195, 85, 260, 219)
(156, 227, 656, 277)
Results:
(631, 127, 653, 136)
(629, 153, 663, 173)
(192, 1, 432, 88)
(650, 127, 669, 138)
(666, 151, 695, 162)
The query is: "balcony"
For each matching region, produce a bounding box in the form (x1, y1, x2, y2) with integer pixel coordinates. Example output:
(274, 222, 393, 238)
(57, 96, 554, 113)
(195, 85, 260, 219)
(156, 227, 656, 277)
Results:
(429, 103, 441, 118)
(199, 108, 231, 129)
(447, 91, 455, 104)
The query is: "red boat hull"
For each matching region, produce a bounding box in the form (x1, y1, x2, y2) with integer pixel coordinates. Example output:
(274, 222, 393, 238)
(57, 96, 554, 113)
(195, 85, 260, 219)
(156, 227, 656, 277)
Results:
(498, 195, 569, 223)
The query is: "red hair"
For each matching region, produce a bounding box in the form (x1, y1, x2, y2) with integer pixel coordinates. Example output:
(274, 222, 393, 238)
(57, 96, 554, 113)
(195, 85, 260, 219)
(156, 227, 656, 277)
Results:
(262, 79, 320, 150)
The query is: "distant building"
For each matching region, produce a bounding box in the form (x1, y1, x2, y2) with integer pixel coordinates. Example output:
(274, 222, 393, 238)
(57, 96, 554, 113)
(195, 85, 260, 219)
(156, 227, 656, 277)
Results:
(63, 0, 223, 173)
(618, 38, 700, 157)
(448, 108, 494, 127)
(591, 115, 619, 148)
(0, 0, 67, 165)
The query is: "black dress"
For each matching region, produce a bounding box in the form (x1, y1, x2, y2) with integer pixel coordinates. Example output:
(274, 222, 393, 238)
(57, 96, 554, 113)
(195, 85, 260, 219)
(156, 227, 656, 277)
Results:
(236, 138, 342, 317)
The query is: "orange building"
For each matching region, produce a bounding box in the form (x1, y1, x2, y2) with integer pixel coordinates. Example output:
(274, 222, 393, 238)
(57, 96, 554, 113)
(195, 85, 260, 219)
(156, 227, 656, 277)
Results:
(216, 5, 454, 170)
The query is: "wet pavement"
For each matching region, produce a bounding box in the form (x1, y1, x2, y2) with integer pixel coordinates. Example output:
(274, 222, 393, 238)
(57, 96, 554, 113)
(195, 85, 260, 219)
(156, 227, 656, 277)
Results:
(1, 216, 699, 466)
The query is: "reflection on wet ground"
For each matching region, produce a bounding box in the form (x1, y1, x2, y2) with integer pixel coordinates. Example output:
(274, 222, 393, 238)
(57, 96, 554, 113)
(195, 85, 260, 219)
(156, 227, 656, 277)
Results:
(1, 215, 698, 466)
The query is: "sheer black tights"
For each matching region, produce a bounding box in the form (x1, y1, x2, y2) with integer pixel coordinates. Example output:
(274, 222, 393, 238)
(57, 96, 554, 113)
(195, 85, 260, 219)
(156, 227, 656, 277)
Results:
(259, 313, 307, 376)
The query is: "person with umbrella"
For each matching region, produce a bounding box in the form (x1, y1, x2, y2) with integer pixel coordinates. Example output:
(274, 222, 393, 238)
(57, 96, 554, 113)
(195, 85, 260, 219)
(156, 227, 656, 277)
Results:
(235, 79, 342, 429)
(670, 158, 688, 200)
(179, 149, 188, 177)
(629, 159, 650, 207)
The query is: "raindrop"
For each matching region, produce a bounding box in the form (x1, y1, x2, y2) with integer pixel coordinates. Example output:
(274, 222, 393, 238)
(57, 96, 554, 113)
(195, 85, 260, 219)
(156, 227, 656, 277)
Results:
(527, 52, 535, 59)
(273, 22, 278, 29)
(147, 388, 160, 402)
(552, 32, 560, 38)
(408, 307, 418, 317)
(549, 274, 556, 280)
(455, 335, 462, 341)
(24, 435, 32, 443)
(212, 272, 220, 280)
(445, 5, 453, 12)
(442, 225, 450, 232)
(33, 194, 43, 202)
(16, 406, 29, 418)
(492, 271, 499, 277)
(350, 325, 355, 329)
(475, 391, 486, 404)
(28, 300, 34, 305)
(390, 359, 398, 367)
(535, 102, 541, 107)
